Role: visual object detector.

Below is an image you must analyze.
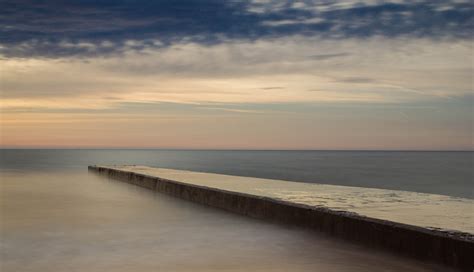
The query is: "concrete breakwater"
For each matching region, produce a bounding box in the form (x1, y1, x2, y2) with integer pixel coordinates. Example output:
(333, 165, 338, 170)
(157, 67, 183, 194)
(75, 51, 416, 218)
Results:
(88, 165, 473, 270)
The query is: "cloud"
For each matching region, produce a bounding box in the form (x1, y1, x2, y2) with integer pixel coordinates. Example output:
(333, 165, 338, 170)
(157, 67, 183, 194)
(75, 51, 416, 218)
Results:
(200, 107, 264, 114)
(260, 87, 285, 90)
(335, 77, 376, 84)
(308, 52, 349, 60)
(1, 36, 472, 112)
(0, 0, 472, 58)
(261, 17, 325, 26)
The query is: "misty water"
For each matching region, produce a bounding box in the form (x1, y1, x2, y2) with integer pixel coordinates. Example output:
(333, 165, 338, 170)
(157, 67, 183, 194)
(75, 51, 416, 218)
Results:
(1, 150, 470, 271)
(2, 171, 454, 272)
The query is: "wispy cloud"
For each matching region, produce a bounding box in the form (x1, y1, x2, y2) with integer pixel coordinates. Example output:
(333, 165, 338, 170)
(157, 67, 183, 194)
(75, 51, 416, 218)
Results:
(335, 77, 376, 84)
(201, 107, 264, 114)
(260, 87, 285, 90)
(308, 53, 349, 60)
(1, 37, 471, 110)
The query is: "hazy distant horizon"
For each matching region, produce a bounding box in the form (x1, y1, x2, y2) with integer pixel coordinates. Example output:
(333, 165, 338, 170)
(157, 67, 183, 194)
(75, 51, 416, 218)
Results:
(1, 147, 473, 152)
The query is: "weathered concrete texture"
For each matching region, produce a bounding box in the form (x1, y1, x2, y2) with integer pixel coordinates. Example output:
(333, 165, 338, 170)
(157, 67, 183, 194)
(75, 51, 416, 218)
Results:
(88, 165, 473, 271)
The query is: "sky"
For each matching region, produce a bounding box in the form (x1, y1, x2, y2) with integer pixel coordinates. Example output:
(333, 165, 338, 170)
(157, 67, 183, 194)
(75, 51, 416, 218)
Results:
(0, 0, 473, 149)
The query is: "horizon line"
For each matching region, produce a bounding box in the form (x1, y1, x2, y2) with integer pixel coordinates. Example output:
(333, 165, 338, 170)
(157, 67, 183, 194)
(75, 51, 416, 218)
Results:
(0, 147, 472, 152)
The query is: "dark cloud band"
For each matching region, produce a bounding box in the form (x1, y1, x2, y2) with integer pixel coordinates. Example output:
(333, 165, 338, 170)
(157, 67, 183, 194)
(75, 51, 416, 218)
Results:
(1, 0, 472, 57)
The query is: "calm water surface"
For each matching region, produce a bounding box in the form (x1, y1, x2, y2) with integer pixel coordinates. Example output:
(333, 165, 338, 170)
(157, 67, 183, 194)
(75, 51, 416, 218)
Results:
(1, 149, 472, 198)
(0, 150, 469, 271)
(1, 170, 452, 271)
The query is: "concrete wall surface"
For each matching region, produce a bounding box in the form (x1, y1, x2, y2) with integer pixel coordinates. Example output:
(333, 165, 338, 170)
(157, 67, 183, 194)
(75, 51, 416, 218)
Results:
(88, 165, 474, 271)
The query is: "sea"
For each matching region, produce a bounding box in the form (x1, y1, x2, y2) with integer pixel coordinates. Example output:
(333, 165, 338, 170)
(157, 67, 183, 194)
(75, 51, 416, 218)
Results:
(1, 149, 470, 271)
(1, 149, 472, 198)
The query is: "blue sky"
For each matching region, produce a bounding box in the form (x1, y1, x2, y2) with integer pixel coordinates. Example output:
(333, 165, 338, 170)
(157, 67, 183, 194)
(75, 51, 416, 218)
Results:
(1, 0, 473, 149)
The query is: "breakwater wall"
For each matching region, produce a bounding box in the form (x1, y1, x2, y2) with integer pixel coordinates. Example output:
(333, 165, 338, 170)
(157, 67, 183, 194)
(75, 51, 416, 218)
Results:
(88, 165, 473, 271)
